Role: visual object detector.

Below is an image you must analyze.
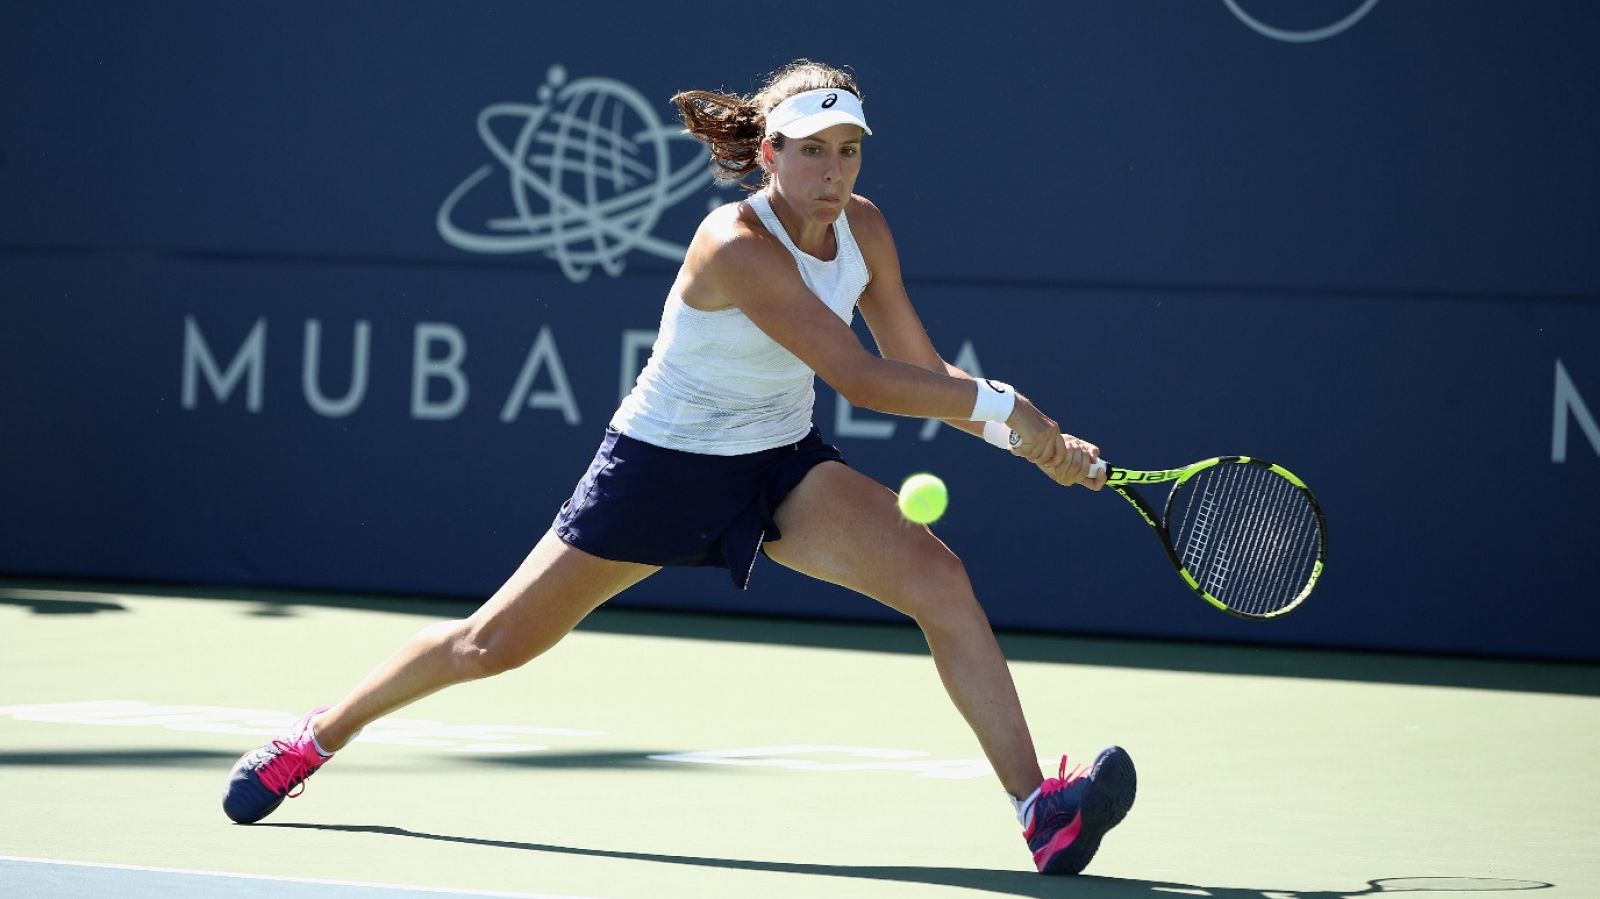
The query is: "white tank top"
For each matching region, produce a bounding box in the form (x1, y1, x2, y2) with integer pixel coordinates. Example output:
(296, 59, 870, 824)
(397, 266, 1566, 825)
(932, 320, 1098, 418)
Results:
(610, 191, 871, 455)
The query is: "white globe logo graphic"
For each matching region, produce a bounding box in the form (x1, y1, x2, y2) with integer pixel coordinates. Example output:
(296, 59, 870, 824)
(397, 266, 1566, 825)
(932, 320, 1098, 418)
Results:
(437, 65, 716, 283)
(1223, 0, 1382, 43)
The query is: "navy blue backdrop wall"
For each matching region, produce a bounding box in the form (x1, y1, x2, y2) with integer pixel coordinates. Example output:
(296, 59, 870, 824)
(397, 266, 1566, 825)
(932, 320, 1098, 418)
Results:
(2, 2, 1596, 660)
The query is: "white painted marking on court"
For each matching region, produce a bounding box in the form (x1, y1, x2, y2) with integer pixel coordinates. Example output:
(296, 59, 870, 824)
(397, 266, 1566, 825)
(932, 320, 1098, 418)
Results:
(648, 745, 998, 779)
(0, 855, 607, 899)
(0, 701, 1015, 781)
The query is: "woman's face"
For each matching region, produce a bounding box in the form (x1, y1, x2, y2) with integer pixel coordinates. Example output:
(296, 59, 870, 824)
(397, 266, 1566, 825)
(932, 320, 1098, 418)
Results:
(765, 123, 864, 225)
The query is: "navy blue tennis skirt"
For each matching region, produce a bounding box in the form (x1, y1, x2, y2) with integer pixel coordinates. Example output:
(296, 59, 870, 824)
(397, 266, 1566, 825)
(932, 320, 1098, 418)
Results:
(552, 426, 846, 589)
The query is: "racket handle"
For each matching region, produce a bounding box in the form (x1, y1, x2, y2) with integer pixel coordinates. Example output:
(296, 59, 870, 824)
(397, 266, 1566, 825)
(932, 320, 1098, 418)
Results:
(1088, 460, 1107, 479)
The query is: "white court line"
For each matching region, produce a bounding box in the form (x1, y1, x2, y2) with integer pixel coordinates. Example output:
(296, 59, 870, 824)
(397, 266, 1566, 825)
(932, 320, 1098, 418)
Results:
(0, 855, 607, 899)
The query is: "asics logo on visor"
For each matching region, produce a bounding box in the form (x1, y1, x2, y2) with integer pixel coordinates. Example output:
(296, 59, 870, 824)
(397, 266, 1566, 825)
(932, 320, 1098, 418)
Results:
(821, 93, 838, 108)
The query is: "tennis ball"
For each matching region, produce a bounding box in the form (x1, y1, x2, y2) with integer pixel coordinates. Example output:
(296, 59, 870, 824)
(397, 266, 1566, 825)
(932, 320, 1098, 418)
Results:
(897, 473, 948, 524)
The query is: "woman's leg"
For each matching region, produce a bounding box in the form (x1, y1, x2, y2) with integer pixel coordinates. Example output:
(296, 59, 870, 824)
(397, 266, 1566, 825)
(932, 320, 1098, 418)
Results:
(760, 462, 1044, 800)
(313, 529, 658, 750)
(225, 529, 657, 823)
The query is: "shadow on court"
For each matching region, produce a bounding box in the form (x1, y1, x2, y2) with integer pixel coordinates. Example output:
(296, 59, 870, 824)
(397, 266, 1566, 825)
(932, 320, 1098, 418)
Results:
(575, 611, 1600, 698)
(4, 579, 1595, 697)
(446, 749, 701, 771)
(0, 749, 239, 767)
(0, 594, 127, 615)
(259, 823, 1554, 898)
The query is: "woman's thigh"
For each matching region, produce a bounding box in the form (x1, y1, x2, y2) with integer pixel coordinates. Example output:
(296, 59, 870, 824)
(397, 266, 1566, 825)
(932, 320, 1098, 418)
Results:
(463, 529, 660, 666)
(762, 462, 973, 616)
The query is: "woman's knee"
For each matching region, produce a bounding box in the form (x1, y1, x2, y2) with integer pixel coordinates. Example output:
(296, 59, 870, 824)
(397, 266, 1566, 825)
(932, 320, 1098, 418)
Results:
(894, 545, 984, 628)
(448, 619, 544, 680)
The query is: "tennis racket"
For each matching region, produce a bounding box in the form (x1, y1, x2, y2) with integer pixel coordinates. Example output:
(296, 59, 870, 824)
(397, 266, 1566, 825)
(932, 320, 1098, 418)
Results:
(1088, 456, 1327, 619)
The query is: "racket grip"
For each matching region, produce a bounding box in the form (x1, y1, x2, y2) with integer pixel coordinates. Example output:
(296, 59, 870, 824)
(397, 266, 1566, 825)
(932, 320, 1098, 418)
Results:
(1088, 460, 1107, 479)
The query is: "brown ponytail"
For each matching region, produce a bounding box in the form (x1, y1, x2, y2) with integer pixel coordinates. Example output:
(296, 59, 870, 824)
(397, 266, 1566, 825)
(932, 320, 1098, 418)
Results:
(672, 59, 863, 190)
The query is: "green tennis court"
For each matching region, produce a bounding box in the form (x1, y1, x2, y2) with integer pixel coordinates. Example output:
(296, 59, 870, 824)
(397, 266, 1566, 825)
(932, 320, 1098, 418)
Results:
(2, 579, 1595, 898)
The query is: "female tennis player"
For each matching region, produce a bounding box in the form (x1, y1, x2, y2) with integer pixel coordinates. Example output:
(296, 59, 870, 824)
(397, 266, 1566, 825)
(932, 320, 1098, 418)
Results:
(221, 59, 1135, 876)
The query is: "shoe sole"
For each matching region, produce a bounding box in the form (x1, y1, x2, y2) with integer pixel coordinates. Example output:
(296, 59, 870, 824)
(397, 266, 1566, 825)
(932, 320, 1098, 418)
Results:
(1038, 745, 1137, 875)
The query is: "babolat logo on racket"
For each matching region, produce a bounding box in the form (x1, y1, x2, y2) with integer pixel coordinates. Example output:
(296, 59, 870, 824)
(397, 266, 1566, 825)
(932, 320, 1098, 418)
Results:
(821, 93, 838, 108)
(1119, 469, 1183, 483)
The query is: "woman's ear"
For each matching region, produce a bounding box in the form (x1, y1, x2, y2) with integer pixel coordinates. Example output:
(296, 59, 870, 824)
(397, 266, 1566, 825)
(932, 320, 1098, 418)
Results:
(759, 137, 776, 171)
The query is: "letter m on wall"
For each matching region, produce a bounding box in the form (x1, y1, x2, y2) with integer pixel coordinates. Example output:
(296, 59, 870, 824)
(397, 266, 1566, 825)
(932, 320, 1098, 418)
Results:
(1552, 358, 1600, 463)
(183, 316, 266, 412)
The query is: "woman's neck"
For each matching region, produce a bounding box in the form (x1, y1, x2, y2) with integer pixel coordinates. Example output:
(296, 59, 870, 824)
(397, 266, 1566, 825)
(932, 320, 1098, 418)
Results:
(765, 188, 837, 259)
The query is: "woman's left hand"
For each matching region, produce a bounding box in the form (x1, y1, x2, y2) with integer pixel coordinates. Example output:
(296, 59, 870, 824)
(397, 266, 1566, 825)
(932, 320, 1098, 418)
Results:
(1037, 435, 1104, 490)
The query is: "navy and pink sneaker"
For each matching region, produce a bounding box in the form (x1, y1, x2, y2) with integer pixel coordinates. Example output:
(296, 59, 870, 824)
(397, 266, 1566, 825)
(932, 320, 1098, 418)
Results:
(1025, 746, 1137, 875)
(222, 706, 334, 824)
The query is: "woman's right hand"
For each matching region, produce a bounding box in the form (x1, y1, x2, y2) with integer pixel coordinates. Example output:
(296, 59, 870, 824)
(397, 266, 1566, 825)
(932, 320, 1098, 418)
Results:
(1006, 397, 1105, 490)
(1004, 396, 1065, 470)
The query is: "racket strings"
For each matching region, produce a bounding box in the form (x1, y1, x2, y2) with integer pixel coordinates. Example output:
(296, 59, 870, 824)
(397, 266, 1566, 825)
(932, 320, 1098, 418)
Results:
(1169, 463, 1323, 616)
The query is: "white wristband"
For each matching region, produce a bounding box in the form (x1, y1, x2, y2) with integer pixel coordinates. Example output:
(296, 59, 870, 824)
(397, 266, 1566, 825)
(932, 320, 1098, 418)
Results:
(970, 379, 1016, 423)
(982, 420, 1015, 451)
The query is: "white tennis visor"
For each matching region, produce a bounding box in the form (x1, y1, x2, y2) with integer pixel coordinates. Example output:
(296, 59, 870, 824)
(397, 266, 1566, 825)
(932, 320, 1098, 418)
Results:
(764, 88, 872, 139)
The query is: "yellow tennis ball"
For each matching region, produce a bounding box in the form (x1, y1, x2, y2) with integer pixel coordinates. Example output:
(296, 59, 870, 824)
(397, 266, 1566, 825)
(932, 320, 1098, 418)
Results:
(897, 473, 948, 524)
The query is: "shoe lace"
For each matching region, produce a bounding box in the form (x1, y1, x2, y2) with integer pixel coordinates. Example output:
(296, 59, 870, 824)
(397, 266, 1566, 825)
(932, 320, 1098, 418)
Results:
(1039, 755, 1090, 797)
(256, 739, 315, 797)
